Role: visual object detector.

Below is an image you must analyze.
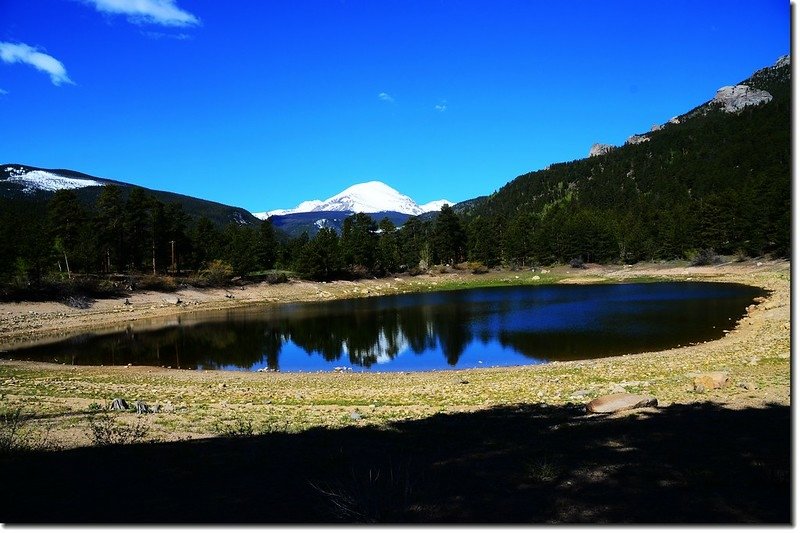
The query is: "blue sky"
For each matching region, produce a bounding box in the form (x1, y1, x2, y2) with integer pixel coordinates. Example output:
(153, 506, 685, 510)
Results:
(0, 0, 790, 213)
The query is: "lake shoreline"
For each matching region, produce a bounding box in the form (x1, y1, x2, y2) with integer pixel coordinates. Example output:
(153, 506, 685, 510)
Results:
(0, 258, 785, 348)
(0, 258, 790, 449)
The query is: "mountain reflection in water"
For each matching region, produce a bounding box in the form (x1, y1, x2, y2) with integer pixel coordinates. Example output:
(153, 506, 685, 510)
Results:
(3, 282, 765, 372)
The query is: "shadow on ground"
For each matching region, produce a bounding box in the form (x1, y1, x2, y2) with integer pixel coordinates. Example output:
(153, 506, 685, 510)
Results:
(0, 401, 790, 524)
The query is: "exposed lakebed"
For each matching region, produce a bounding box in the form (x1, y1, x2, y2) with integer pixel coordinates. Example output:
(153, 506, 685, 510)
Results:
(1, 282, 765, 372)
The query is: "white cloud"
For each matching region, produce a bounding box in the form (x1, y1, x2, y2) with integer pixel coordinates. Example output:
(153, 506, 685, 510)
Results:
(378, 92, 395, 103)
(434, 100, 447, 112)
(0, 42, 73, 86)
(0, 88, 7, 95)
(84, 0, 200, 27)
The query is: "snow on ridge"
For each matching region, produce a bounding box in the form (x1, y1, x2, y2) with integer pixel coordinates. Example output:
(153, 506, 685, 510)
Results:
(254, 180, 452, 218)
(4, 167, 103, 193)
(255, 199, 325, 219)
(419, 199, 452, 212)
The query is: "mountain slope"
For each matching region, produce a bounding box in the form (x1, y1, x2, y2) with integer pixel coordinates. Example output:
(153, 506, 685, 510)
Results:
(0, 164, 261, 227)
(254, 180, 451, 219)
(462, 55, 790, 264)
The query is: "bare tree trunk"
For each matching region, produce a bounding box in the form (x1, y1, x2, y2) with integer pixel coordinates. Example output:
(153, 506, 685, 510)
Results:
(63, 251, 71, 280)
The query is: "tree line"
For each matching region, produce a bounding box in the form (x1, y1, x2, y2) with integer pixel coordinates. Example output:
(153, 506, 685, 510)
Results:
(0, 186, 469, 287)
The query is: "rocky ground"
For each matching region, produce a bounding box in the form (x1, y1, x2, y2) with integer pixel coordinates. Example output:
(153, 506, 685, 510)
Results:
(0, 259, 790, 523)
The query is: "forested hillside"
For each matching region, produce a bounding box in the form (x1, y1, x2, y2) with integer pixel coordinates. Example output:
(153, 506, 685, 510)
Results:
(461, 58, 790, 266)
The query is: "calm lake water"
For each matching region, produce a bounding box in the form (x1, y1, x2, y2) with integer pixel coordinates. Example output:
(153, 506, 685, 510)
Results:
(2, 282, 764, 372)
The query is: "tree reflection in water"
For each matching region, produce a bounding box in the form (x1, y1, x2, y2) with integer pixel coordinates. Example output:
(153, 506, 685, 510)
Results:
(4, 283, 765, 371)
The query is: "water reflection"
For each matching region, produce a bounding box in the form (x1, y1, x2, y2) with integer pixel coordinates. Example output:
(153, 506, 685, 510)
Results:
(2, 282, 765, 372)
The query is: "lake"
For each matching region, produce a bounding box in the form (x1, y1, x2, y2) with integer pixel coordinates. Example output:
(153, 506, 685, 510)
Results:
(1, 282, 765, 372)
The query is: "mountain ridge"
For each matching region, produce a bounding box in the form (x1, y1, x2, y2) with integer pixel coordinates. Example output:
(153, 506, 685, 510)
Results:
(0, 163, 261, 227)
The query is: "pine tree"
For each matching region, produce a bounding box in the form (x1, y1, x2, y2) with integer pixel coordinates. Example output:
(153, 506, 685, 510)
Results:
(94, 185, 125, 273)
(376, 217, 400, 274)
(431, 204, 466, 265)
(47, 190, 85, 277)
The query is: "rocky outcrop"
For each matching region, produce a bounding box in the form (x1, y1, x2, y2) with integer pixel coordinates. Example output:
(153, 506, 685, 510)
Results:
(626, 134, 650, 145)
(589, 143, 615, 157)
(712, 85, 772, 113)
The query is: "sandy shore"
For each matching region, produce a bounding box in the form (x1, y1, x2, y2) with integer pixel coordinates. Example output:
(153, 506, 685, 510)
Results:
(0, 259, 790, 449)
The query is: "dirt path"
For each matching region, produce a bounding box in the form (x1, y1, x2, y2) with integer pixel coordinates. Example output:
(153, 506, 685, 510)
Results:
(0, 259, 790, 450)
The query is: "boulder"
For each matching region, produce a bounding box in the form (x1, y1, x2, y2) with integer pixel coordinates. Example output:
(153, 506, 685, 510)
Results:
(608, 383, 626, 394)
(585, 393, 657, 414)
(109, 398, 129, 411)
(693, 372, 729, 392)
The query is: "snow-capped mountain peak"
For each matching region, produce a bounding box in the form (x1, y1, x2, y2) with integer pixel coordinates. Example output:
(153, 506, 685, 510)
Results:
(314, 181, 421, 215)
(254, 180, 451, 219)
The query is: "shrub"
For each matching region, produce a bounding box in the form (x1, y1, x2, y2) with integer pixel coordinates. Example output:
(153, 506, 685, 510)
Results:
(348, 265, 372, 280)
(569, 257, 586, 269)
(138, 275, 178, 292)
(266, 271, 289, 284)
(200, 260, 234, 286)
(467, 261, 489, 274)
(87, 412, 150, 446)
(0, 408, 56, 456)
(309, 463, 417, 522)
(691, 249, 722, 266)
(214, 416, 254, 438)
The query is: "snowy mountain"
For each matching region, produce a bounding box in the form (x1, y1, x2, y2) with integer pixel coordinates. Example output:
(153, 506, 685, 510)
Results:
(2, 165, 105, 193)
(254, 181, 451, 220)
(1, 163, 261, 227)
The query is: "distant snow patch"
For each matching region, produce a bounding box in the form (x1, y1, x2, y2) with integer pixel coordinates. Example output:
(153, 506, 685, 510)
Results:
(419, 199, 452, 212)
(4, 167, 103, 193)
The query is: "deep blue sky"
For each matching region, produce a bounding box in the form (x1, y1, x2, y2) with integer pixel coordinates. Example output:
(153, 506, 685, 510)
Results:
(0, 0, 790, 213)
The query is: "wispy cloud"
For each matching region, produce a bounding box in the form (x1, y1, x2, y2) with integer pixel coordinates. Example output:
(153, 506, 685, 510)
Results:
(0, 88, 8, 95)
(0, 42, 73, 86)
(378, 92, 395, 103)
(434, 100, 448, 112)
(83, 0, 200, 27)
(141, 30, 192, 41)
